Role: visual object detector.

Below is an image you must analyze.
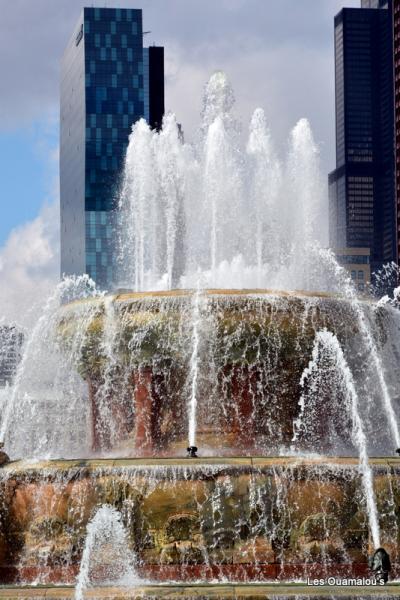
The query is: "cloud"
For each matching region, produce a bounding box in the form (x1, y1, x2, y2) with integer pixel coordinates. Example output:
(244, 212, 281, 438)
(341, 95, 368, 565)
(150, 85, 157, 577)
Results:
(0, 202, 59, 327)
(0, 0, 359, 175)
(165, 37, 336, 162)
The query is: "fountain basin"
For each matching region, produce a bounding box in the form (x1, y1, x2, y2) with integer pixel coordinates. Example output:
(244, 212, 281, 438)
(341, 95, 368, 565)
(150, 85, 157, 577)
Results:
(0, 457, 399, 584)
(57, 289, 394, 456)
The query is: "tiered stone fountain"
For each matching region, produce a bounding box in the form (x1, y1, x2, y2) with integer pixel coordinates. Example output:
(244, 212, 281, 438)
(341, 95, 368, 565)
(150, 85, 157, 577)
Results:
(0, 289, 399, 598)
(0, 73, 399, 598)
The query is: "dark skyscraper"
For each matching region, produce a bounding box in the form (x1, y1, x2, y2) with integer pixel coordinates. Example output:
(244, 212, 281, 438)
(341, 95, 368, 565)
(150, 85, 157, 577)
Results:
(60, 8, 164, 290)
(394, 0, 400, 265)
(329, 2, 396, 279)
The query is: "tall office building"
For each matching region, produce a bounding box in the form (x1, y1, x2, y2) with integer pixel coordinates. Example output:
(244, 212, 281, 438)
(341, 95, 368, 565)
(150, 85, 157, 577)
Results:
(60, 8, 164, 290)
(394, 0, 400, 265)
(329, 2, 396, 279)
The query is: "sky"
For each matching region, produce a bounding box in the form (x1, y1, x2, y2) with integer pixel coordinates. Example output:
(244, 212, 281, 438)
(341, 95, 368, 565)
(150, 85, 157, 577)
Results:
(0, 0, 359, 322)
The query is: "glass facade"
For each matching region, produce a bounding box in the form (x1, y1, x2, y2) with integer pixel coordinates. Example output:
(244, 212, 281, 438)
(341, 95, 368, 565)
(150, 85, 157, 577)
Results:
(60, 8, 164, 290)
(329, 168, 347, 248)
(344, 11, 374, 164)
(335, 20, 345, 167)
(394, 0, 400, 265)
(329, 4, 396, 277)
(347, 175, 374, 247)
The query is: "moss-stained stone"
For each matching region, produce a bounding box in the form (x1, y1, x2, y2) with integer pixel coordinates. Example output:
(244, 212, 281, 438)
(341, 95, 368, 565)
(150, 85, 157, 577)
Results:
(56, 290, 383, 456)
(0, 458, 399, 584)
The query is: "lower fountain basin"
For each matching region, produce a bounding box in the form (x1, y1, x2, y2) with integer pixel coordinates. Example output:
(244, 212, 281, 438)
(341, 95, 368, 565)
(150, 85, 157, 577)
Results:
(0, 457, 399, 585)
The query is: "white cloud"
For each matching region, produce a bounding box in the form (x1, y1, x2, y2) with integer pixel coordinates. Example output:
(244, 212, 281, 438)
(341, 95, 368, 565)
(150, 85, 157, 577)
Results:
(0, 202, 59, 327)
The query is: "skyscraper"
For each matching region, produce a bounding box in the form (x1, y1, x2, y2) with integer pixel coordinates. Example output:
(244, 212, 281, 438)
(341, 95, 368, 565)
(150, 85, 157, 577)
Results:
(329, 2, 396, 280)
(60, 8, 164, 290)
(394, 0, 400, 265)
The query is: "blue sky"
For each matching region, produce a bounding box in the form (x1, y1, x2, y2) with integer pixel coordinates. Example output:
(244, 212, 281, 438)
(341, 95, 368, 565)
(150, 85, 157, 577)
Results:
(0, 0, 359, 321)
(0, 120, 58, 244)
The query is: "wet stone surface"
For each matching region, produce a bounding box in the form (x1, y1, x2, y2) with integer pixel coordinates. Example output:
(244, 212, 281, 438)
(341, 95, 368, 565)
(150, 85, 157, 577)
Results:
(0, 459, 399, 585)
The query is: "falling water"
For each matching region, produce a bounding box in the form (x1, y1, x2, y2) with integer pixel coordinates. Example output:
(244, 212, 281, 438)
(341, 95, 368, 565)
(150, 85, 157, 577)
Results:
(188, 287, 202, 449)
(0, 275, 101, 459)
(75, 504, 138, 600)
(294, 329, 381, 549)
(320, 248, 400, 451)
(93, 295, 121, 450)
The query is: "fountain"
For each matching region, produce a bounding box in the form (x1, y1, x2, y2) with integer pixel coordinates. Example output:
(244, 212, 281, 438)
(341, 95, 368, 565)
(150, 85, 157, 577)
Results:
(0, 72, 399, 599)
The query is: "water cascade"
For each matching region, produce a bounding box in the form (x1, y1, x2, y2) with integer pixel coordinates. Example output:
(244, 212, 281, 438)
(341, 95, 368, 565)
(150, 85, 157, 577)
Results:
(187, 287, 202, 452)
(320, 249, 400, 450)
(92, 295, 122, 451)
(0, 275, 102, 459)
(293, 329, 381, 549)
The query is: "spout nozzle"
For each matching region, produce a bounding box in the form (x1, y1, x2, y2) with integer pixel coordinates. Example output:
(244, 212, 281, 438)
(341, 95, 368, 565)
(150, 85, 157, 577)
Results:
(187, 446, 198, 458)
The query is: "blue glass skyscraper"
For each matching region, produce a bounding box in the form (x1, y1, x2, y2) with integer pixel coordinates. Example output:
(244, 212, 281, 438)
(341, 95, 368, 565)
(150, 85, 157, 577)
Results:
(60, 7, 164, 290)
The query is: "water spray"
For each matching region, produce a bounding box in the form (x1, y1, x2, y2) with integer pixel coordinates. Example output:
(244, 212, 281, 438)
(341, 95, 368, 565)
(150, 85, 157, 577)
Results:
(187, 286, 202, 455)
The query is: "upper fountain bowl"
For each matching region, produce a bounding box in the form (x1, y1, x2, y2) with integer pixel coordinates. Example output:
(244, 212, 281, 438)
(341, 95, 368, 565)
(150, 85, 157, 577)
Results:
(57, 289, 394, 458)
